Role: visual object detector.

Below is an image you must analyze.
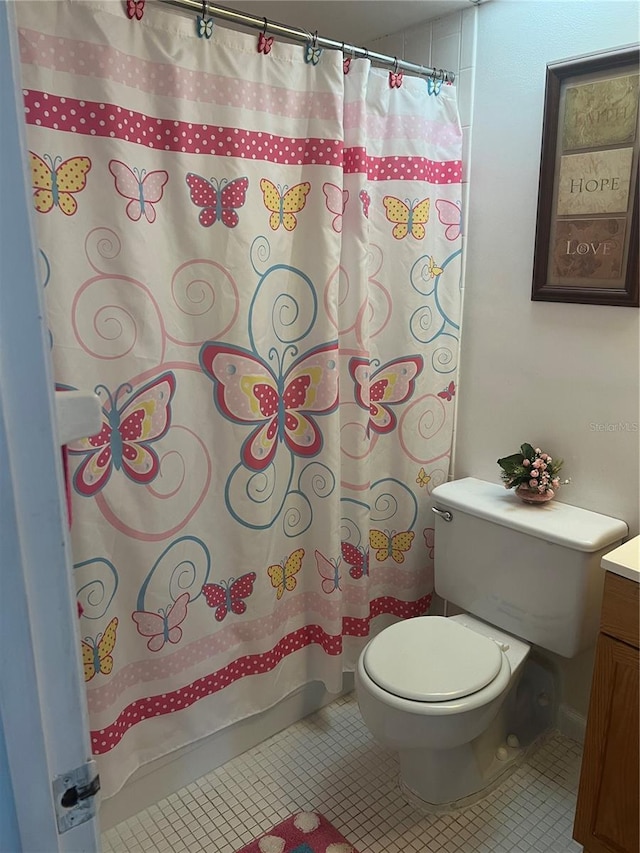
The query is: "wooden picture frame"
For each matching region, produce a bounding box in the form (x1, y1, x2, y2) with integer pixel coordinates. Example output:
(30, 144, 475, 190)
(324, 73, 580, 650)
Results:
(532, 48, 639, 307)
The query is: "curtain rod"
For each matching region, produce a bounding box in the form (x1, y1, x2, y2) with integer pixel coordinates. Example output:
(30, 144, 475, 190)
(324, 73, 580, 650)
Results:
(156, 0, 456, 83)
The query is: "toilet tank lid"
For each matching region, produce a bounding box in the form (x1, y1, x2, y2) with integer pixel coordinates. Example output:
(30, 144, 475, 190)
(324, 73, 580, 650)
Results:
(431, 478, 628, 553)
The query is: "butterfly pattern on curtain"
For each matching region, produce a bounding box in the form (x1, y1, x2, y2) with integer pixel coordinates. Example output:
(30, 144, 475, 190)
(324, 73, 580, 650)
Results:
(17, 0, 462, 798)
(109, 160, 169, 223)
(69, 373, 176, 496)
(29, 151, 92, 215)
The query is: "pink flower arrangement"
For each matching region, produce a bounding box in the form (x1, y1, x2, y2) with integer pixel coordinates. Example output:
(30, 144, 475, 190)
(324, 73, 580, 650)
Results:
(497, 443, 565, 496)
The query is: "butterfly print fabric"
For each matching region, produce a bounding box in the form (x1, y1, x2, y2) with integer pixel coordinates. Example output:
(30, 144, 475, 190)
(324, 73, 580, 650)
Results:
(349, 355, 424, 435)
(435, 198, 462, 241)
(200, 341, 339, 471)
(268, 550, 304, 600)
(186, 174, 249, 227)
(132, 592, 190, 651)
(82, 618, 118, 681)
(323, 182, 349, 232)
(315, 550, 342, 593)
(17, 0, 462, 798)
(341, 542, 369, 580)
(202, 574, 257, 620)
(68, 373, 176, 496)
(383, 195, 431, 240)
(109, 160, 169, 223)
(29, 151, 91, 215)
(260, 178, 311, 231)
(369, 529, 415, 564)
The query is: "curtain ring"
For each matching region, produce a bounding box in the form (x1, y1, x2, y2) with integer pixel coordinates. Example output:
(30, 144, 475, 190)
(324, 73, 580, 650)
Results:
(304, 29, 322, 65)
(389, 56, 403, 88)
(341, 41, 351, 75)
(340, 40, 355, 59)
(258, 16, 273, 53)
(197, 0, 213, 39)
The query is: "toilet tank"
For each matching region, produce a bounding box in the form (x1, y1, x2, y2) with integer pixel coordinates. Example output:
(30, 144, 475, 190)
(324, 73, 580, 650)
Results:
(431, 478, 628, 657)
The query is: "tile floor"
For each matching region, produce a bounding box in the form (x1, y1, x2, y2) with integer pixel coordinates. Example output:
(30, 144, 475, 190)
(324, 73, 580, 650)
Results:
(101, 692, 584, 853)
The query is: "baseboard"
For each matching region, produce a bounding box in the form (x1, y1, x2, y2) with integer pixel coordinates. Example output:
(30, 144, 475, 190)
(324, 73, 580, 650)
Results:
(557, 703, 586, 744)
(99, 673, 354, 830)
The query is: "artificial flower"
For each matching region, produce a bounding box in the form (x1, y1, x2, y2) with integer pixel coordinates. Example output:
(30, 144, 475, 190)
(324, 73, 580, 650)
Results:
(497, 442, 565, 496)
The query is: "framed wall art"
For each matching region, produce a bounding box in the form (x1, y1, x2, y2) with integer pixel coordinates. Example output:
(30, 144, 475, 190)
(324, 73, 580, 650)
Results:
(532, 47, 639, 307)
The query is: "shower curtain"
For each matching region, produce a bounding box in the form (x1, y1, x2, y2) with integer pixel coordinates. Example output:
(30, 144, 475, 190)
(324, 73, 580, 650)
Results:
(16, 0, 462, 798)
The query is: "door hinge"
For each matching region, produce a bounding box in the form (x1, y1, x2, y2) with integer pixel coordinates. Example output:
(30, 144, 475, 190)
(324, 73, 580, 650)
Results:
(52, 760, 100, 833)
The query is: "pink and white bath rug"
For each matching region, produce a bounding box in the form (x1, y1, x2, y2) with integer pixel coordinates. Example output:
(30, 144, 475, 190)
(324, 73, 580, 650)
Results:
(233, 811, 361, 853)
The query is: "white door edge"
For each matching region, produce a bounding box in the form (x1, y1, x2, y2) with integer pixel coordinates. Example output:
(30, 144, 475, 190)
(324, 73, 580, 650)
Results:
(0, 3, 100, 850)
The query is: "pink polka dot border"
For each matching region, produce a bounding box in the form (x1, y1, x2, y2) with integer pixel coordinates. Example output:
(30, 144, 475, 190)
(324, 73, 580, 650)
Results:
(23, 90, 461, 183)
(90, 592, 432, 754)
(23, 90, 341, 165)
(345, 146, 462, 183)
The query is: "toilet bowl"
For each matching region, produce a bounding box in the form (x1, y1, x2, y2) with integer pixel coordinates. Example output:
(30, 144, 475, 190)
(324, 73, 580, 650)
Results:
(356, 613, 530, 807)
(355, 477, 628, 810)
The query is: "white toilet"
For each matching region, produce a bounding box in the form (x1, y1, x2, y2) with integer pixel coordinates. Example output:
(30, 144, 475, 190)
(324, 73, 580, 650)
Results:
(356, 477, 628, 809)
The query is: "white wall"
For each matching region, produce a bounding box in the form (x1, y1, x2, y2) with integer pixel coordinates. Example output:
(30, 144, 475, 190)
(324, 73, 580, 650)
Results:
(456, 0, 639, 721)
(456, 0, 640, 537)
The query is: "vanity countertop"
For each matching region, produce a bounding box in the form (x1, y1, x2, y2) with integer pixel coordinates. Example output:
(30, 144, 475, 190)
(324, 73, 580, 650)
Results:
(601, 535, 640, 584)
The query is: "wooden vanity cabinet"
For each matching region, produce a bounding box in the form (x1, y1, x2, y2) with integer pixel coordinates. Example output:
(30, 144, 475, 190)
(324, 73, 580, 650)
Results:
(573, 571, 639, 853)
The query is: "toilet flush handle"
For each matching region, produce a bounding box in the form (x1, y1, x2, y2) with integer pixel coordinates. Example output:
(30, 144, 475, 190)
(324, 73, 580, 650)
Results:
(432, 507, 453, 522)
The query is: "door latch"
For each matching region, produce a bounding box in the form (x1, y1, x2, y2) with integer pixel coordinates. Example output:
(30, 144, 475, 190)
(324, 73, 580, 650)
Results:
(52, 760, 100, 833)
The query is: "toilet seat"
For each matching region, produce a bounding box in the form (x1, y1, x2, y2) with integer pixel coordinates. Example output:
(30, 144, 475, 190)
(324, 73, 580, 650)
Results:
(363, 616, 504, 702)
